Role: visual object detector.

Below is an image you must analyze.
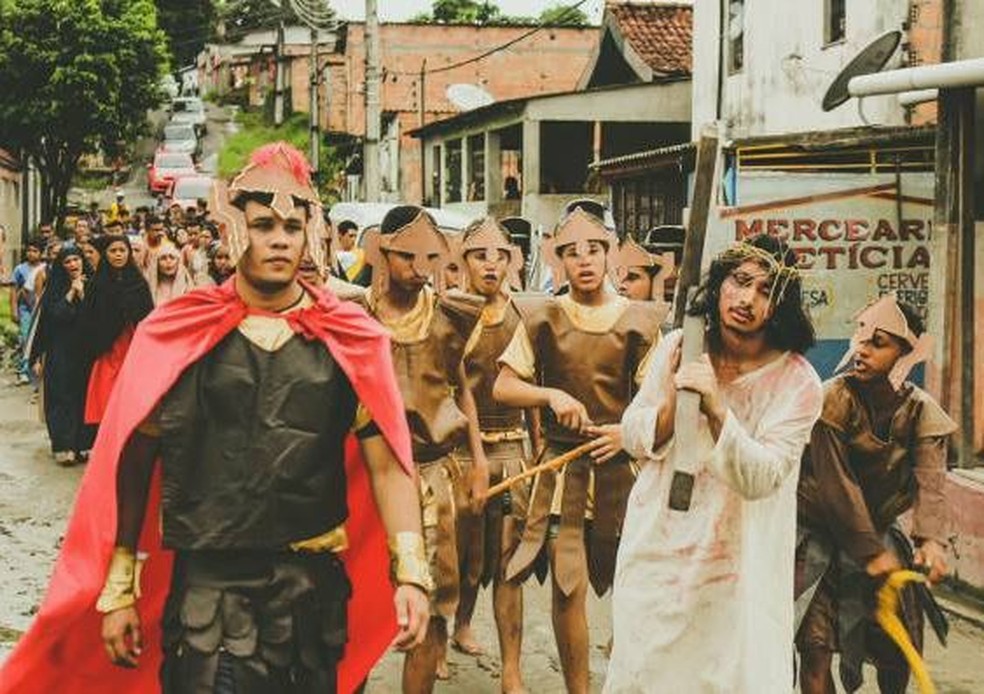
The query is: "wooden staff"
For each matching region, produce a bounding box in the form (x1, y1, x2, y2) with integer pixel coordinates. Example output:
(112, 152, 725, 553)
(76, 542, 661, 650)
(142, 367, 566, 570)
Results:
(483, 440, 600, 501)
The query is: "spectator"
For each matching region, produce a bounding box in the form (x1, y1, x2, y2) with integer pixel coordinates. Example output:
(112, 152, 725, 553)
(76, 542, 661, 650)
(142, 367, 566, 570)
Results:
(81, 234, 154, 426)
(146, 244, 192, 306)
(207, 242, 234, 285)
(29, 247, 96, 466)
(335, 219, 370, 286)
(10, 238, 45, 385)
(183, 225, 212, 286)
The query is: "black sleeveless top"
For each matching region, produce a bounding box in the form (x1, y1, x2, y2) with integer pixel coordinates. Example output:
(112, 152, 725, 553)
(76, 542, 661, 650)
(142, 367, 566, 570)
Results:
(158, 329, 357, 549)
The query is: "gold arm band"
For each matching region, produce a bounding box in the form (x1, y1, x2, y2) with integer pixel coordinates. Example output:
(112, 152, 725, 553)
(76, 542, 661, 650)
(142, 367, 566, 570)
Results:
(289, 525, 350, 554)
(480, 429, 527, 444)
(388, 532, 435, 593)
(96, 547, 146, 614)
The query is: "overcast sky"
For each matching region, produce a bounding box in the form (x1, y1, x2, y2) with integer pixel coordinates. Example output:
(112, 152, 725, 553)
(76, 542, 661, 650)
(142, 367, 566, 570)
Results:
(327, 0, 605, 23)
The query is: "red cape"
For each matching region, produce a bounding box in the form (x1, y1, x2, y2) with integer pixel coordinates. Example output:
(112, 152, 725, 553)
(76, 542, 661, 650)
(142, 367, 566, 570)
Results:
(0, 279, 413, 694)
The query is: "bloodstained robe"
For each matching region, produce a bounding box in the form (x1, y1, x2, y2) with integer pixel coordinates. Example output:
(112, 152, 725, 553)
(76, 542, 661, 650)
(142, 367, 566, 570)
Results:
(606, 330, 822, 694)
(0, 278, 413, 694)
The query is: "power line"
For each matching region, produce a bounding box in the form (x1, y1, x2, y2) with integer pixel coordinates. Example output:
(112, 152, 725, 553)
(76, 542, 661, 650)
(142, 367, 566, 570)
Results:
(390, 0, 592, 76)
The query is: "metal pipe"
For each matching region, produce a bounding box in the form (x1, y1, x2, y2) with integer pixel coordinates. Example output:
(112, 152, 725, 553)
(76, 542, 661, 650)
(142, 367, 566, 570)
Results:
(849, 57, 984, 97)
(897, 88, 939, 107)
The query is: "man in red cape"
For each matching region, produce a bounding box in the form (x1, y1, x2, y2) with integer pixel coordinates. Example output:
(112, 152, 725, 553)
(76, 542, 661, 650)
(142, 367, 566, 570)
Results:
(1, 143, 430, 694)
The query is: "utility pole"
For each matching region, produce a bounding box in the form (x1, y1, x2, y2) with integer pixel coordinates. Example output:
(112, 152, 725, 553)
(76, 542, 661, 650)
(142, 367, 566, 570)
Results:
(419, 59, 426, 204)
(309, 27, 320, 175)
(364, 0, 381, 201)
(274, 20, 286, 126)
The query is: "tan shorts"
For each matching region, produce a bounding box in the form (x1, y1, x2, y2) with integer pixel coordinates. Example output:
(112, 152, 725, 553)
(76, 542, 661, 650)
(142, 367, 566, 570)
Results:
(453, 439, 531, 588)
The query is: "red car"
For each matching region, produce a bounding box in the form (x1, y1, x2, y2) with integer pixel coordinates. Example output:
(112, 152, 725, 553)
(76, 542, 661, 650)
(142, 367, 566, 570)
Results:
(147, 151, 196, 194)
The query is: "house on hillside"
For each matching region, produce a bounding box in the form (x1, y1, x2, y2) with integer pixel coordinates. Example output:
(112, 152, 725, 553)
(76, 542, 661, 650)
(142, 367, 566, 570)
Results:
(200, 22, 597, 203)
(410, 1, 694, 234)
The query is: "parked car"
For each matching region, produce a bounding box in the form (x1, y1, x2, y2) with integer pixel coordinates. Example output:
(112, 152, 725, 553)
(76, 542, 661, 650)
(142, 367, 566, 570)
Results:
(147, 151, 196, 194)
(160, 122, 200, 160)
(169, 96, 207, 137)
(168, 174, 214, 211)
(159, 74, 180, 100)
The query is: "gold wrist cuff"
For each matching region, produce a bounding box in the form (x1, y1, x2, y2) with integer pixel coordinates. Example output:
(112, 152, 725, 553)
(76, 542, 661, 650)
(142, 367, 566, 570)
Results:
(388, 532, 435, 593)
(96, 547, 146, 614)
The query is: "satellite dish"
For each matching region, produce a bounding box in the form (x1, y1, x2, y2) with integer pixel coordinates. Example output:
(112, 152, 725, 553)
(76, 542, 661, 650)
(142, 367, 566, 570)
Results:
(822, 30, 902, 111)
(446, 83, 495, 112)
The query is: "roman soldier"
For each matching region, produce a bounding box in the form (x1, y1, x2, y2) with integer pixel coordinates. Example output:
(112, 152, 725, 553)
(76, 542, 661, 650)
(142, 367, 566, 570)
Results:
(609, 235, 674, 308)
(360, 206, 489, 693)
(1, 143, 431, 694)
(448, 217, 531, 693)
(796, 293, 955, 694)
(493, 207, 663, 694)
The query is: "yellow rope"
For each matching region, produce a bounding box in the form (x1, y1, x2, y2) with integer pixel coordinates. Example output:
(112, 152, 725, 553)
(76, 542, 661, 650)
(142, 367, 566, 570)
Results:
(875, 570, 935, 694)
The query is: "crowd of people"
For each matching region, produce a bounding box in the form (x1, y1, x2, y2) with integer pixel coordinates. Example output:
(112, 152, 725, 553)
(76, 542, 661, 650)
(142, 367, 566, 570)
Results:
(9, 196, 237, 464)
(2, 142, 955, 694)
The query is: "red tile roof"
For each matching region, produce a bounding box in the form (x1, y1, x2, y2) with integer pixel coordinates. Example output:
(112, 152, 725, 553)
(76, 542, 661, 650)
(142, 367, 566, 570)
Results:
(607, 2, 693, 76)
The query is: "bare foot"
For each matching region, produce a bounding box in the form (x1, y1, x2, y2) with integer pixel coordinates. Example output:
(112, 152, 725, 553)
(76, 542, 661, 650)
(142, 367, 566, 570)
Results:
(436, 657, 450, 680)
(450, 625, 485, 657)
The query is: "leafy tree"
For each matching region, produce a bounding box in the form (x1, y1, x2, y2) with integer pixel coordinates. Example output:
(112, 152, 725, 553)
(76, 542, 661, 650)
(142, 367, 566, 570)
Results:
(155, 0, 215, 68)
(0, 0, 169, 226)
(415, 0, 503, 24)
(413, 0, 590, 26)
(538, 3, 589, 26)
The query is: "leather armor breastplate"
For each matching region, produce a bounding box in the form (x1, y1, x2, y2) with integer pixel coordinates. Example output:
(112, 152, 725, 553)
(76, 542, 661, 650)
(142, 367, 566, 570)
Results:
(158, 330, 356, 549)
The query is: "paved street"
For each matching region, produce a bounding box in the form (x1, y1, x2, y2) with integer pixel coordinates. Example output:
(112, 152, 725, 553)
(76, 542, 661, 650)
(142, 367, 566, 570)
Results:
(0, 377, 981, 692)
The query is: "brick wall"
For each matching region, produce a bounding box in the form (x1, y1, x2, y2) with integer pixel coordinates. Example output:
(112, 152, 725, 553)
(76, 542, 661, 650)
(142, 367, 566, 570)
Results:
(906, 0, 945, 124)
(333, 23, 597, 202)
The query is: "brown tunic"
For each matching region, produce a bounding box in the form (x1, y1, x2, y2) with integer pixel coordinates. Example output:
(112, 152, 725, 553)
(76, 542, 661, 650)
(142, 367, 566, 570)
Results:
(361, 288, 483, 618)
(798, 375, 955, 563)
(362, 289, 483, 462)
(506, 295, 660, 596)
(795, 374, 955, 687)
(464, 300, 523, 432)
(458, 299, 530, 587)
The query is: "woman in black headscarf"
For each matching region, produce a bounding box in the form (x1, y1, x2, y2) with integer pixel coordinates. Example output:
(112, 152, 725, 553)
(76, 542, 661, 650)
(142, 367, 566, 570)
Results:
(30, 246, 95, 465)
(81, 234, 154, 426)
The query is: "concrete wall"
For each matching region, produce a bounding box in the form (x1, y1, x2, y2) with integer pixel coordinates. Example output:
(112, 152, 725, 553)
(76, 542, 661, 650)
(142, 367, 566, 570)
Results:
(692, 0, 911, 137)
(526, 81, 691, 123)
(0, 170, 22, 279)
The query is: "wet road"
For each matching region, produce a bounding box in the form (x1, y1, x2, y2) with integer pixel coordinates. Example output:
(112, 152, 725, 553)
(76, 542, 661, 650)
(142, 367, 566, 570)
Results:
(1, 374, 982, 692)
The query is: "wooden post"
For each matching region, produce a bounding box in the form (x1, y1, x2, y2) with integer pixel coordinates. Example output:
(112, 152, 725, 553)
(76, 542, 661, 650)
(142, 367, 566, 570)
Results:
(934, 88, 977, 468)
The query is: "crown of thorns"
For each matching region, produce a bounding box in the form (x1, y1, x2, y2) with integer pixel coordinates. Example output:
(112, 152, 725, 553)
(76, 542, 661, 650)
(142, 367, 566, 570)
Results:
(716, 241, 800, 304)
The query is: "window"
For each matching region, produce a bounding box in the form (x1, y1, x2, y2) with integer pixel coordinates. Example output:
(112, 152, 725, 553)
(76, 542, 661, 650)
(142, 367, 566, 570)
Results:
(825, 0, 846, 44)
(430, 145, 442, 206)
(467, 134, 485, 201)
(728, 1, 744, 73)
(444, 139, 462, 203)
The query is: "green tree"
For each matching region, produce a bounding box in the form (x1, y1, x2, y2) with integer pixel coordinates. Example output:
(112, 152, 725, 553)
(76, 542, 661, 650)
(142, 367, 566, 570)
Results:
(155, 0, 215, 68)
(538, 3, 588, 26)
(0, 0, 169, 226)
(415, 0, 503, 24)
(217, 0, 305, 42)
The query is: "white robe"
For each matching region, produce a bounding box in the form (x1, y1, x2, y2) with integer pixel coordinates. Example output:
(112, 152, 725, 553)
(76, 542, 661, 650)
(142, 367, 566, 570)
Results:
(605, 330, 822, 694)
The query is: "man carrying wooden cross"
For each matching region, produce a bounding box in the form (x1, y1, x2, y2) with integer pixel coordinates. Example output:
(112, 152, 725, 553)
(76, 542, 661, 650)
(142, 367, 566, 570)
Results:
(606, 233, 822, 693)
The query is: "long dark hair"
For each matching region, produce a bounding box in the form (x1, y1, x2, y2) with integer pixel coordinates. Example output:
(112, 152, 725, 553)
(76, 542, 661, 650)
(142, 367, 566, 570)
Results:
(82, 234, 154, 358)
(688, 233, 815, 354)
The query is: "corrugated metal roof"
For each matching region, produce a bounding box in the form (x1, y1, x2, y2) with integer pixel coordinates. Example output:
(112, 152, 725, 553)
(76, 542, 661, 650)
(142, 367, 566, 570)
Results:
(592, 141, 695, 172)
